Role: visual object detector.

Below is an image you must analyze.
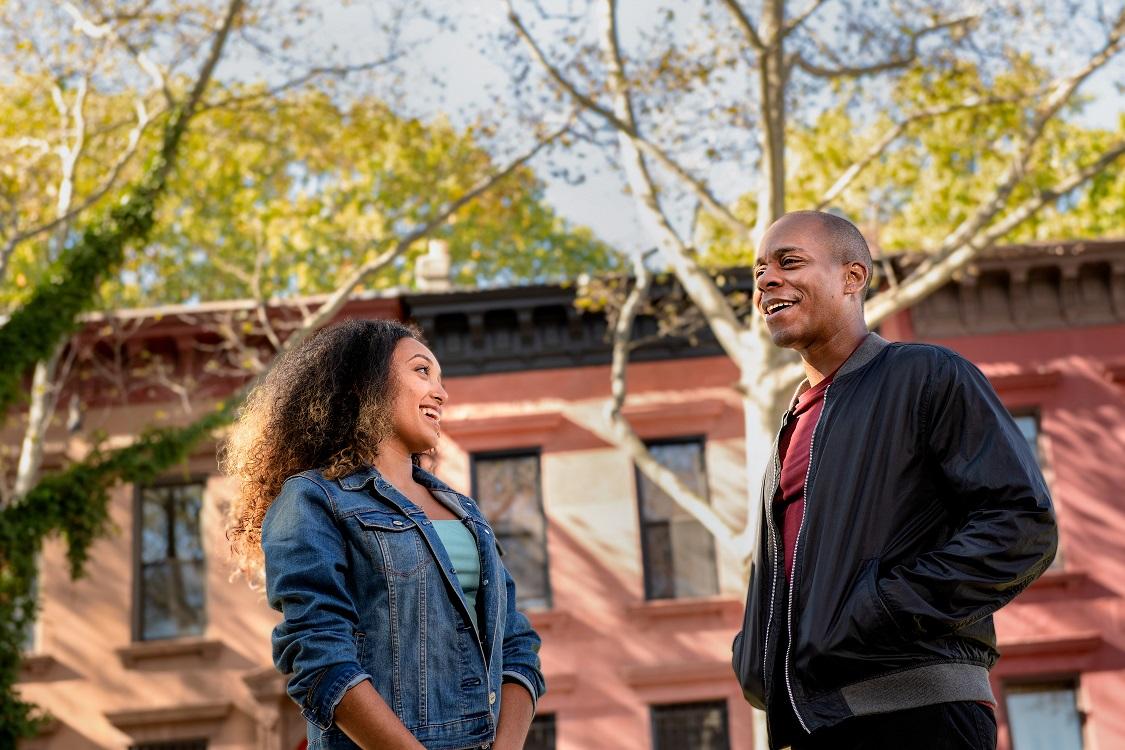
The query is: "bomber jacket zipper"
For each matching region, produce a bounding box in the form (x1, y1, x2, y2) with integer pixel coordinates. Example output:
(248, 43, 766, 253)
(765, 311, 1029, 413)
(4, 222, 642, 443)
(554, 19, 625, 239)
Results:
(761, 413, 788, 714)
(782, 383, 832, 734)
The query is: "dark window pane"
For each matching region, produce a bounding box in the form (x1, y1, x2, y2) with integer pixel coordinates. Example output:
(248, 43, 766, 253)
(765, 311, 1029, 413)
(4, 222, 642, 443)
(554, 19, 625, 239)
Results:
(473, 453, 551, 610)
(1008, 681, 1084, 750)
(652, 700, 730, 750)
(637, 441, 718, 600)
(525, 713, 556, 750)
(138, 482, 206, 640)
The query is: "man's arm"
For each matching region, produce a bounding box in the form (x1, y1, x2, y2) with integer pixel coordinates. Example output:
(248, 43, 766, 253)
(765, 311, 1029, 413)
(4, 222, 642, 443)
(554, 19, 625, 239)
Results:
(876, 351, 1058, 639)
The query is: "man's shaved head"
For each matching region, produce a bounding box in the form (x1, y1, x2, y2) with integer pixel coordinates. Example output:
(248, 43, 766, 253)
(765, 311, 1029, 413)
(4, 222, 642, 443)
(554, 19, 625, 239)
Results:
(780, 210, 872, 291)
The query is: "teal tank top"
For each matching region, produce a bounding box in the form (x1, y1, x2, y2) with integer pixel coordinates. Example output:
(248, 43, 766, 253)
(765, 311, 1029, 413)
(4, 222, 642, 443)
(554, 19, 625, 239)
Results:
(431, 520, 481, 631)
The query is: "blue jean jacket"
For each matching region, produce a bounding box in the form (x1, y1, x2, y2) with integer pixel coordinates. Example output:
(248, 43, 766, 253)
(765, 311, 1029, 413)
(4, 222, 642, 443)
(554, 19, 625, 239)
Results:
(262, 464, 546, 750)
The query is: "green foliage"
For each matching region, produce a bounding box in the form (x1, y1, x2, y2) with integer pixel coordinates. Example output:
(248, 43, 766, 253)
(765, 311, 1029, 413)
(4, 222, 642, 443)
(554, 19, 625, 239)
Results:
(698, 60, 1125, 265)
(0, 103, 202, 743)
(100, 87, 614, 308)
(0, 402, 236, 745)
(0, 105, 188, 417)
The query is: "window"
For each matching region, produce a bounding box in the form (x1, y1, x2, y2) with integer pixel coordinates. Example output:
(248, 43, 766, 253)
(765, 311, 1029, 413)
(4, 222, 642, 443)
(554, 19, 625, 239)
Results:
(1006, 680, 1084, 750)
(525, 713, 556, 750)
(1011, 411, 1043, 465)
(135, 482, 207, 640)
(636, 440, 718, 600)
(1009, 409, 1062, 568)
(652, 700, 730, 750)
(130, 741, 208, 750)
(471, 452, 551, 610)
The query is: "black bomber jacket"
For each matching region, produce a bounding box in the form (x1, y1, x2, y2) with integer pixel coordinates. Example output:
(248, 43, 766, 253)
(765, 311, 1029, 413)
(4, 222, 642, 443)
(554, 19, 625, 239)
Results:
(732, 333, 1057, 743)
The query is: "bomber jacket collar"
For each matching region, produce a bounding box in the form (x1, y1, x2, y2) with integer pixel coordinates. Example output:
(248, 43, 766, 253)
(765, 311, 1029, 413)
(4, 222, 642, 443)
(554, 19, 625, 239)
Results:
(337, 463, 470, 519)
(788, 332, 890, 407)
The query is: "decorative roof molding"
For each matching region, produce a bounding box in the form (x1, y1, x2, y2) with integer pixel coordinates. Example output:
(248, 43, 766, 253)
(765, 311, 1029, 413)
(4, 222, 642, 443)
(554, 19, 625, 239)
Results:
(893, 238, 1125, 338)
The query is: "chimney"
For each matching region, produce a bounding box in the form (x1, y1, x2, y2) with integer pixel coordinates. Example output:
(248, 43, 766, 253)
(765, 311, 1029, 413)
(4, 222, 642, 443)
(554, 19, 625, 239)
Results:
(415, 238, 452, 292)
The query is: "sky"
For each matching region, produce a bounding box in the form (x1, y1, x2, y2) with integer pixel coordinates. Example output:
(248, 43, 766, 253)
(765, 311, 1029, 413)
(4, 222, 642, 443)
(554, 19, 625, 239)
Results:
(225, 0, 1125, 257)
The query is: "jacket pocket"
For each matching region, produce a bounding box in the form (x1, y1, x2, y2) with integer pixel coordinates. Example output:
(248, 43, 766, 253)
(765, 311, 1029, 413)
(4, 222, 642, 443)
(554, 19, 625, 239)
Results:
(354, 512, 429, 578)
(818, 558, 898, 659)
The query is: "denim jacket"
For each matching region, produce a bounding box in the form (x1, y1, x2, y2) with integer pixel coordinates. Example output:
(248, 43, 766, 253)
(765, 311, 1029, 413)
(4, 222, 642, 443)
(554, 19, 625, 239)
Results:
(262, 464, 546, 750)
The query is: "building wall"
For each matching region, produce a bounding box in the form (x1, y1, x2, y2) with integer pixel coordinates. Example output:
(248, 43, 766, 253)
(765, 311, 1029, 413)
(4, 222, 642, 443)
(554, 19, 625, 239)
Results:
(897, 323, 1125, 750)
(15, 248, 1125, 749)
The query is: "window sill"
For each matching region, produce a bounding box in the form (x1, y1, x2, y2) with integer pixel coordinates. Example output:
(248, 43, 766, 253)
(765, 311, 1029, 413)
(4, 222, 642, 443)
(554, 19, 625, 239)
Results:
(1000, 631, 1102, 658)
(528, 609, 573, 635)
(116, 637, 223, 668)
(625, 596, 742, 623)
(621, 660, 733, 689)
(105, 701, 232, 738)
(18, 653, 62, 682)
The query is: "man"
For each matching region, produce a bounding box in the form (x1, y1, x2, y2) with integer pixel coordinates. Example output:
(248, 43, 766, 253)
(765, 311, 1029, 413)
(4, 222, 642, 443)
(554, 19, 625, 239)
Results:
(732, 211, 1057, 750)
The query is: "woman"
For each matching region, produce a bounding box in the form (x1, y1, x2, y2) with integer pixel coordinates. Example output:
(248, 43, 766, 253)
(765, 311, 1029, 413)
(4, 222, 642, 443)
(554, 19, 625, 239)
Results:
(224, 319, 544, 750)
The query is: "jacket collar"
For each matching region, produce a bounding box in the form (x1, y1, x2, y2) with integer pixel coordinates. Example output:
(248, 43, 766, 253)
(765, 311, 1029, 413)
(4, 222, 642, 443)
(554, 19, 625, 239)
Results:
(337, 463, 470, 519)
(788, 332, 890, 407)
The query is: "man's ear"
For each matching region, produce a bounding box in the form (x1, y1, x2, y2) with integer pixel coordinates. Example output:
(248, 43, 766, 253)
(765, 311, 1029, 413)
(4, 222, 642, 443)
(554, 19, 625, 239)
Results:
(844, 262, 869, 297)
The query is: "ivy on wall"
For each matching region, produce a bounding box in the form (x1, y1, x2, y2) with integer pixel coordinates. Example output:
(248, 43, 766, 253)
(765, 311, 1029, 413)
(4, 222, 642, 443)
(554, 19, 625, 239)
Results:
(0, 104, 237, 744)
(0, 104, 189, 417)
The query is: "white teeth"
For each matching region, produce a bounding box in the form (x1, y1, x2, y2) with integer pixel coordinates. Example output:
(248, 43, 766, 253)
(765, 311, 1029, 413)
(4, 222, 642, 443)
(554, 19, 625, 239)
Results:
(766, 301, 794, 315)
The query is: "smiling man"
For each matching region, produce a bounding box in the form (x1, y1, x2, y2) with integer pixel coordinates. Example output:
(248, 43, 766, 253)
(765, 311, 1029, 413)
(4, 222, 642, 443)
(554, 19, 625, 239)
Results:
(732, 211, 1058, 750)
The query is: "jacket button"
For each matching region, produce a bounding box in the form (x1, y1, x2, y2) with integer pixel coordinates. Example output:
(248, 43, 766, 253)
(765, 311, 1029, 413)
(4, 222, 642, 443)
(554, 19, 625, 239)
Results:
(392, 520, 404, 526)
(482, 579, 489, 586)
(488, 691, 496, 705)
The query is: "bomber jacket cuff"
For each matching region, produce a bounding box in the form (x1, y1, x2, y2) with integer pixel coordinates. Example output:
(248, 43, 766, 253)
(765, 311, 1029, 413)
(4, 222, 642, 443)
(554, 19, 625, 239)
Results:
(502, 669, 542, 711)
(302, 663, 372, 730)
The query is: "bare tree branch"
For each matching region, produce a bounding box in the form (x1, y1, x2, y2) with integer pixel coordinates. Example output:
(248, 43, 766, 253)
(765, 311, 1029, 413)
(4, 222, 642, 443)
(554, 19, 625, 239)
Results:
(793, 14, 978, 79)
(933, 12, 1124, 259)
(507, 0, 754, 238)
(719, 0, 767, 51)
(606, 252, 747, 554)
(196, 53, 406, 113)
(272, 120, 573, 361)
(782, 0, 828, 37)
(814, 93, 1032, 209)
(596, 0, 749, 363)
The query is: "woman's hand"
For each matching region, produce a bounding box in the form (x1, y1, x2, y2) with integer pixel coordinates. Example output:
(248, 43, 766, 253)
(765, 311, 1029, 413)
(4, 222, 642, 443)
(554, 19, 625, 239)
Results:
(492, 682, 536, 750)
(335, 680, 427, 750)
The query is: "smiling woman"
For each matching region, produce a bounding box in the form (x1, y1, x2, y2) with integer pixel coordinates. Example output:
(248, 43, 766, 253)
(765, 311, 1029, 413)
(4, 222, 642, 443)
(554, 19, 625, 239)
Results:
(221, 319, 544, 750)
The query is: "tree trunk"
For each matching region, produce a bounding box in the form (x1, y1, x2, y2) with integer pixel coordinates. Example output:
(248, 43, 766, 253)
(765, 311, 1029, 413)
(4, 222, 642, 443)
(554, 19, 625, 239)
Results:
(754, 0, 787, 241)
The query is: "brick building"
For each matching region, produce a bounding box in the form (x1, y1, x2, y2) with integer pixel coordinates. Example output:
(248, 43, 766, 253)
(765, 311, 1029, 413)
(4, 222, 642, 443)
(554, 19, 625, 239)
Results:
(13, 239, 1125, 750)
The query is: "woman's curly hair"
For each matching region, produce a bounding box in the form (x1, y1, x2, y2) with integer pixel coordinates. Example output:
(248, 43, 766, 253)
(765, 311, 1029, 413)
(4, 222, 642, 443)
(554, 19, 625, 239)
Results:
(222, 318, 420, 582)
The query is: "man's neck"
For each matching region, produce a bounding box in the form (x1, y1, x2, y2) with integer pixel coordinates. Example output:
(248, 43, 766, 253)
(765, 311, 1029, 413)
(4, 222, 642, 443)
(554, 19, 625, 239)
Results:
(800, 327, 870, 387)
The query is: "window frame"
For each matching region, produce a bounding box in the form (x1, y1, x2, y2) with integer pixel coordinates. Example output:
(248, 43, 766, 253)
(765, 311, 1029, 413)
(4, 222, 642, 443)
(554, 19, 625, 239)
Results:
(1002, 676, 1086, 750)
(649, 698, 731, 750)
(634, 436, 718, 601)
(132, 476, 209, 642)
(469, 447, 553, 611)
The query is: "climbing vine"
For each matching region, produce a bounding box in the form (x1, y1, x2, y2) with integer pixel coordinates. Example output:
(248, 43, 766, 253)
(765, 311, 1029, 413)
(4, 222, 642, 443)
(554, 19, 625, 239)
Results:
(0, 402, 237, 743)
(0, 102, 226, 744)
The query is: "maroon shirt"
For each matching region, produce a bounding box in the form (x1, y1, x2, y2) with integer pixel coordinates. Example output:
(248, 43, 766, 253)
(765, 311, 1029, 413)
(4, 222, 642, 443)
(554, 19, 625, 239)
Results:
(774, 374, 833, 582)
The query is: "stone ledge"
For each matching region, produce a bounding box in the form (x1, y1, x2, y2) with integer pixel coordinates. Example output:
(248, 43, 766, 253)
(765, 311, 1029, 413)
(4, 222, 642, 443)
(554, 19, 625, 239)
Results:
(18, 653, 62, 681)
(624, 596, 742, 623)
(116, 637, 223, 668)
(105, 700, 232, 731)
(620, 660, 732, 689)
(999, 631, 1102, 659)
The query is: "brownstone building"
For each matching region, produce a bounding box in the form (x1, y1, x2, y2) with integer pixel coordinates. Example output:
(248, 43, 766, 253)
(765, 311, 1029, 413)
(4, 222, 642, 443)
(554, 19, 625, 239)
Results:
(14, 239, 1125, 750)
